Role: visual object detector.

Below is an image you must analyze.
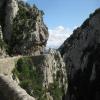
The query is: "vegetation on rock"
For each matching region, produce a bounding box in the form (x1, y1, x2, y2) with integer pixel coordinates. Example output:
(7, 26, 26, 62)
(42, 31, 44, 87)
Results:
(9, 1, 48, 55)
(48, 79, 63, 100)
(0, 0, 66, 100)
(12, 53, 67, 100)
(12, 57, 45, 99)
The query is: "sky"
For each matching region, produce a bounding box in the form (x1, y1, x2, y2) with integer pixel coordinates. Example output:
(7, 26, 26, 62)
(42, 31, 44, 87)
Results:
(23, 0, 100, 48)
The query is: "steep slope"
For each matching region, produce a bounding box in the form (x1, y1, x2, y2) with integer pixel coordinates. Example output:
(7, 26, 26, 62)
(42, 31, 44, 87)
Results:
(12, 51, 67, 100)
(0, 0, 18, 42)
(59, 8, 100, 100)
(0, 51, 67, 100)
(10, 1, 49, 55)
(0, 25, 7, 57)
(0, 74, 35, 100)
(0, 0, 68, 100)
(0, 0, 49, 56)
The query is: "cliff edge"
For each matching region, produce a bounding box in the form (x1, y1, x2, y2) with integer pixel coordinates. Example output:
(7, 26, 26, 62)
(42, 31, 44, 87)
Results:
(59, 8, 100, 100)
(0, 0, 49, 56)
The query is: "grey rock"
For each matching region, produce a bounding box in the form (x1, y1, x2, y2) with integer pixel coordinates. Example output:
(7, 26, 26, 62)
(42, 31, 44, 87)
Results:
(9, 1, 49, 56)
(0, 0, 18, 42)
(0, 74, 35, 100)
(42, 50, 68, 91)
(0, 51, 67, 100)
(0, 1, 49, 56)
(59, 8, 100, 100)
(0, 25, 7, 58)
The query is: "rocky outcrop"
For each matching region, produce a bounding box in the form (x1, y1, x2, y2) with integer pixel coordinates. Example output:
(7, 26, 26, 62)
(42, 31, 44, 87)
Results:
(0, 0, 49, 56)
(0, 74, 35, 100)
(0, 0, 67, 100)
(9, 1, 49, 55)
(0, 51, 67, 100)
(0, 25, 7, 58)
(0, 0, 18, 42)
(12, 51, 67, 100)
(4, 0, 19, 42)
(59, 8, 100, 100)
(42, 50, 67, 91)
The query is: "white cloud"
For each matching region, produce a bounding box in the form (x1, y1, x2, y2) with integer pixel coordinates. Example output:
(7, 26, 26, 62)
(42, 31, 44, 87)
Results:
(19, 0, 28, 2)
(23, 0, 28, 2)
(47, 26, 73, 49)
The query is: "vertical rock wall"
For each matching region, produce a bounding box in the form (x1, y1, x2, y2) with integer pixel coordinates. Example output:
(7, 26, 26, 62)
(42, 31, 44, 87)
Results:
(59, 8, 100, 100)
(0, 0, 49, 56)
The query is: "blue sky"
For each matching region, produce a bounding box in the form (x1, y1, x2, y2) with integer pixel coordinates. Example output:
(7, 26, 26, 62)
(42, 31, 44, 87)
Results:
(24, 0, 100, 48)
(26, 0, 100, 28)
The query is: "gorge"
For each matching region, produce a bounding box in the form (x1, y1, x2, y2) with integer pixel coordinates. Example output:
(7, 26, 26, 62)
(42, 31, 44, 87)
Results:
(0, 0, 100, 100)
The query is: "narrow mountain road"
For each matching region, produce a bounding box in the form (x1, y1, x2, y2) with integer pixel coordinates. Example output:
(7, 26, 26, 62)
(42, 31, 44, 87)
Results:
(0, 56, 22, 75)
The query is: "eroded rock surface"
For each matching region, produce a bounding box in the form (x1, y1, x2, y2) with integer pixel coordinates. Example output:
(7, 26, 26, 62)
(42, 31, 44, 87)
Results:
(10, 1, 49, 55)
(0, 25, 7, 58)
(0, 0, 18, 42)
(59, 8, 100, 100)
(0, 0, 49, 56)
(0, 74, 35, 100)
(12, 50, 67, 100)
(0, 50, 67, 100)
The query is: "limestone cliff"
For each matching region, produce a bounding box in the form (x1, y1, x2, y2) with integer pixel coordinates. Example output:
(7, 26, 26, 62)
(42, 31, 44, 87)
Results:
(0, 51, 67, 100)
(10, 1, 49, 55)
(0, 0, 49, 56)
(12, 50, 67, 100)
(0, 0, 18, 42)
(0, 0, 67, 100)
(59, 8, 100, 100)
(0, 25, 7, 57)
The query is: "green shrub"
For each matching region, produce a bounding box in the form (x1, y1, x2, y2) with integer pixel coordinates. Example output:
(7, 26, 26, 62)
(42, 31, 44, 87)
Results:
(48, 80, 63, 100)
(12, 57, 44, 99)
(12, 57, 65, 100)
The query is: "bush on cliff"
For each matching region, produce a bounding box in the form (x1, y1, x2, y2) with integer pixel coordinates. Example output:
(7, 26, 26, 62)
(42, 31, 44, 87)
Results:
(12, 57, 44, 99)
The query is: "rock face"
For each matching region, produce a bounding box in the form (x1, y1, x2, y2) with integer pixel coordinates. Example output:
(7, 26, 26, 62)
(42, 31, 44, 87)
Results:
(12, 50, 67, 100)
(9, 1, 49, 55)
(0, 0, 67, 100)
(0, 51, 67, 100)
(42, 50, 67, 91)
(4, 0, 19, 42)
(0, 74, 35, 100)
(0, 0, 49, 56)
(0, 0, 18, 42)
(0, 25, 7, 58)
(59, 8, 100, 100)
